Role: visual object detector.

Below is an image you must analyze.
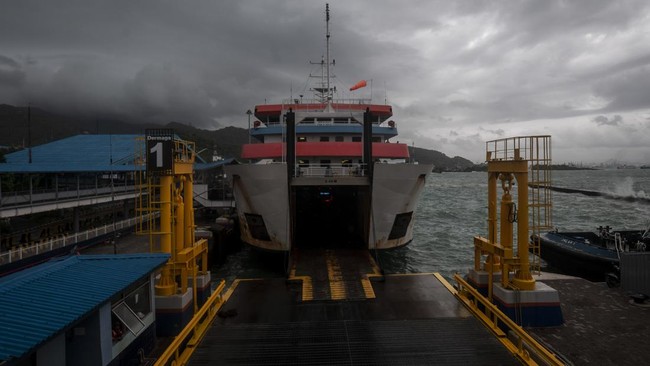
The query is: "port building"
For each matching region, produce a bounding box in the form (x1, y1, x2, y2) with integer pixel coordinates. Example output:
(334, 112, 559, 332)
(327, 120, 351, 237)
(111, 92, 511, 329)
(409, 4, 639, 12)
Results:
(0, 134, 234, 272)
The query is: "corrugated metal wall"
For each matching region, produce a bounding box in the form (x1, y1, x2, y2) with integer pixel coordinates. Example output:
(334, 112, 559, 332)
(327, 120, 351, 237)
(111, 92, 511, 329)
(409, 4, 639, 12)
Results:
(621, 252, 650, 296)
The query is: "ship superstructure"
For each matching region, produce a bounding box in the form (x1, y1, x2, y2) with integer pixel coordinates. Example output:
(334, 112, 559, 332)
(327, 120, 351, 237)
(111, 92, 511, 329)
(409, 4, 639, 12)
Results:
(226, 4, 432, 252)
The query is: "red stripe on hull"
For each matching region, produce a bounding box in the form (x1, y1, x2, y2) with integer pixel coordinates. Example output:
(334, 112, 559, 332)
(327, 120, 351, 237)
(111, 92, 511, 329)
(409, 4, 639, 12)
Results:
(242, 142, 409, 159)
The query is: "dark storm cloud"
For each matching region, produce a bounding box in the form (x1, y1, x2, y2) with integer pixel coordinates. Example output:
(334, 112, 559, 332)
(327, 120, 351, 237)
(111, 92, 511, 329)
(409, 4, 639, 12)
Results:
(1, 0, 650, 163)
(592, 115, 623, 126)
(0, 55, 26, 88)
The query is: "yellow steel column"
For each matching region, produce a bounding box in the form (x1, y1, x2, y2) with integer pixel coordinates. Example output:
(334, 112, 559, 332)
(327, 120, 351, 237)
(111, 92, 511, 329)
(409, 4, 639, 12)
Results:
(513, 170, 535, 290)
(156, 175, 176, 296)
(499, 174, 514, 287)
(175, 186, 185, 252)
(183, 175, 195, 249)
(480, 172, 498, 272)
(487, 172, 498, 245)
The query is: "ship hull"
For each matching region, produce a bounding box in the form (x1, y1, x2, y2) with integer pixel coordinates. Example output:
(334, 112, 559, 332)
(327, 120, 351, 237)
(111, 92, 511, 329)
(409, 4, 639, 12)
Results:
(226, 163, 432, 251)
(226, 163, 290, 251)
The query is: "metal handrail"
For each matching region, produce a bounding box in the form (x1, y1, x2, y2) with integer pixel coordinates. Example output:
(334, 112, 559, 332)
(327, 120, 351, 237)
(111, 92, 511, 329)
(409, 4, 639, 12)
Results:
(0, 215, 153, 266)
(453, 274, 566, 366)
(154, 280, 227, 366)
(297, 163, 366, 177)
(1, 185, 139, 207)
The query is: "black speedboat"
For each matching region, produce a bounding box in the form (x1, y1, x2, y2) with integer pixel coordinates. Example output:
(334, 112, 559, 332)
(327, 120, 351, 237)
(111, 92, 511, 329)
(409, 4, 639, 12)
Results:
(533, 225, 650, 283)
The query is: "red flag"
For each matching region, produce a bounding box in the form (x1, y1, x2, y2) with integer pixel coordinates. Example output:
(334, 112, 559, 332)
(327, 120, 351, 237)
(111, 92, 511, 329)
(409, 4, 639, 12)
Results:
(349, 80, 367, 91)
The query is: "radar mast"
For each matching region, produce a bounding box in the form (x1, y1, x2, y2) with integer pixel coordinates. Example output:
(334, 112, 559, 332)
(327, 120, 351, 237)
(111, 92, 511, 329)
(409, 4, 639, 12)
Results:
(309, 4, 336, 104)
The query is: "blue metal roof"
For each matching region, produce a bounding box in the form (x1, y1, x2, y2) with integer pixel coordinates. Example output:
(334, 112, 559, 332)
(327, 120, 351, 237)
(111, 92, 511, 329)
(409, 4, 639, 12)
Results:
(0, 134, 213, 173)
(1, 134, 142, 173)
(0, 253, 170, 362)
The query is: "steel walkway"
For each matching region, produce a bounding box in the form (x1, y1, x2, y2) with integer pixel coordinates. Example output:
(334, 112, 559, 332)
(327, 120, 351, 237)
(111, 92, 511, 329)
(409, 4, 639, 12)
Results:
(187, 250, 519, 365)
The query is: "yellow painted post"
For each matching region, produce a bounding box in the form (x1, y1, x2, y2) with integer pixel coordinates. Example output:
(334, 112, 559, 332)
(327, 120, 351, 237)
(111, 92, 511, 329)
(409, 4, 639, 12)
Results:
(484, 172, 499, 273)
(513, 170, 535, 290)
(499, 173, 514, 288)
(156, 175, 176, 296)
(175, 187, 185, 252)
(488, 172, 498, 246)
(183, 175, 195, 250)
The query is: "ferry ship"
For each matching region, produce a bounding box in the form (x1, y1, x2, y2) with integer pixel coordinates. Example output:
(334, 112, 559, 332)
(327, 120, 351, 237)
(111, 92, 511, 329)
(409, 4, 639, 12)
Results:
(226, 5, 433, 252)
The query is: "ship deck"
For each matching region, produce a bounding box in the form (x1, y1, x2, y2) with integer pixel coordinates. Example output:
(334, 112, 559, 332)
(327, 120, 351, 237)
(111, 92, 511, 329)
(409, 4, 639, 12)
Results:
(188, 250, 519, 365)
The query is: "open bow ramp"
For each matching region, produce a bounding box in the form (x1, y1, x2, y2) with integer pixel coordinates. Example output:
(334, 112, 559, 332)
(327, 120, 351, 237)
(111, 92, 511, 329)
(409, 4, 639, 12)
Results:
(187, 250, 520, 365)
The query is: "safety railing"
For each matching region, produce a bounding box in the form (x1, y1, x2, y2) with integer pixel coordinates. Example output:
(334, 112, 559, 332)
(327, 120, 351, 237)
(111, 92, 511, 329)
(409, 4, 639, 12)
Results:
(0, 215, 154, 266)
(1, 185, 139, 208)
(297, 163, 367, 177)
(154, 280, 227, 366)
(453, 274, 566, 366)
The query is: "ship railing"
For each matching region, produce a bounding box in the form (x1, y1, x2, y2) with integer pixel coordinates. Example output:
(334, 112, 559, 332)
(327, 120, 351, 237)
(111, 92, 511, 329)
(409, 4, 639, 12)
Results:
(0, 214, 156, 266)
(296, 163, 367, 177)
(282, 98, 372, 107)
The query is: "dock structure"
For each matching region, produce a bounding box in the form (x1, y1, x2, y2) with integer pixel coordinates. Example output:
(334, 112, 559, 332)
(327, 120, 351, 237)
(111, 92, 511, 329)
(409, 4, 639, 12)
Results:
(153, 249, 564, 366)
(190, 250, 520, 365)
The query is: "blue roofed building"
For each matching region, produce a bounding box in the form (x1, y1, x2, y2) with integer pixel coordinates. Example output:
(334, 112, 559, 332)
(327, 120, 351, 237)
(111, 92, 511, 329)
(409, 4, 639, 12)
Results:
(0, 134, 236, 271)
(0, 253, 170, 366)
(1, 134, 143, 173)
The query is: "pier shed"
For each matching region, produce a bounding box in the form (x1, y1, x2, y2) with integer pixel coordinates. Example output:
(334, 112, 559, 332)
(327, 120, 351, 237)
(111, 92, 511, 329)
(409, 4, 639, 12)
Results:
(0, 134, 237, 272)
(0, 253, 169, 366)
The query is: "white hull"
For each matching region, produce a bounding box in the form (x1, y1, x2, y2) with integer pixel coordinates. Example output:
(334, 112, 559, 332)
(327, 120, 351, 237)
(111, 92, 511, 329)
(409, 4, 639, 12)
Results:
(225, 164, 290, 251)
(226, 163, 432, 251)
(370, 163, 432, 249)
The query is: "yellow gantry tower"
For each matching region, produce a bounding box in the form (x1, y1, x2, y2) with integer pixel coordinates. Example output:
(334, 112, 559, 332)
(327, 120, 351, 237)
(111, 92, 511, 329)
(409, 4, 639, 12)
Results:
(474, 136, 552, 296)
(136, 129, 209, 316)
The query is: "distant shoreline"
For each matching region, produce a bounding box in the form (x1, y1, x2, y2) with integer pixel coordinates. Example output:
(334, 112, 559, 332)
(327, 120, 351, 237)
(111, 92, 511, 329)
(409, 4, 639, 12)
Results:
(456, 164, 598, 172)
(548, 164, 597, 171)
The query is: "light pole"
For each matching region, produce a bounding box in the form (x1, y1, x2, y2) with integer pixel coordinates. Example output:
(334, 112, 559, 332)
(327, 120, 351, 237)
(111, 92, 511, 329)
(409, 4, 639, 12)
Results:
(246, 109, 252, 144)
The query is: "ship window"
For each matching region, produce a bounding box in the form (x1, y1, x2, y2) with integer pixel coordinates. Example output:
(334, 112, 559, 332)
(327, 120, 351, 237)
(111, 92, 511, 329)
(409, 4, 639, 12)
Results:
(320, 136, 330, 142)
(352, 136, 361, 142)
(335, 136, 344, 142)
(298, 136, 307, 142)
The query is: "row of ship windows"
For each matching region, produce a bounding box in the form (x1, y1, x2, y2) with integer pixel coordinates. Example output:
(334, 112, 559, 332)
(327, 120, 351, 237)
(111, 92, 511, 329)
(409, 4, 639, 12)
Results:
(262, 117, 383, 124)
(297, 136, 383, 142)
(298, 159, 362, 165)
(262, 135, 389, 143)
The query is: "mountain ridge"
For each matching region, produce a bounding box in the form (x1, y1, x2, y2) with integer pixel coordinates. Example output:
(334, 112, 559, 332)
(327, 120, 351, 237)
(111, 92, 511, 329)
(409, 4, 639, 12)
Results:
(0, 104, 474, 171)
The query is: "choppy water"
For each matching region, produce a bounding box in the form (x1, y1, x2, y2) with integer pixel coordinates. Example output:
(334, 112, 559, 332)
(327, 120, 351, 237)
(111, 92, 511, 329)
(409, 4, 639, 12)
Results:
(214, 169, 650, 280)
(384, 169, 650, 279)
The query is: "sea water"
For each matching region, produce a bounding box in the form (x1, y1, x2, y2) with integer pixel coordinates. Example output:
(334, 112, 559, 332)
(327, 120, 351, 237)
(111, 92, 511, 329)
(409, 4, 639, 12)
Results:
(214, 169, 650, 281)
(386, 169, 650, 279)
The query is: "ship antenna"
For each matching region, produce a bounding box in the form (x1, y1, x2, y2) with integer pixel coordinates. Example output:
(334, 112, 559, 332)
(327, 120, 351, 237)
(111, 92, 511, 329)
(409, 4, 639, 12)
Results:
(326, 3, 331, 103)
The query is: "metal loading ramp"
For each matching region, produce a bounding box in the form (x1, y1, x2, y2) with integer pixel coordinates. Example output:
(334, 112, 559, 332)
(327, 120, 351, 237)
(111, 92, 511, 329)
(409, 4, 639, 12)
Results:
(187, 251, 519, 365)
(190, 318, 518, 365)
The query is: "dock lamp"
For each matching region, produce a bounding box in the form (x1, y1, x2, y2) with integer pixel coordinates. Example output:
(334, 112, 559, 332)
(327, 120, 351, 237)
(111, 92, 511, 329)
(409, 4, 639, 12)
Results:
(246, 109, 253, 144)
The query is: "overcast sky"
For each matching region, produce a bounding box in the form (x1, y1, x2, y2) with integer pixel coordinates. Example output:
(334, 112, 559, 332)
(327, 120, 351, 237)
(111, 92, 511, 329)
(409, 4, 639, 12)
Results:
(1, 0, 650, 164)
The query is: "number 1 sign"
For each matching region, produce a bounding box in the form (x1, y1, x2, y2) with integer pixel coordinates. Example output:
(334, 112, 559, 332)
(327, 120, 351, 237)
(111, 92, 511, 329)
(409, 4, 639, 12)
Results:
(145, 129, 174, 174)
